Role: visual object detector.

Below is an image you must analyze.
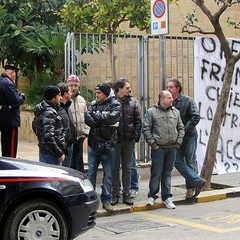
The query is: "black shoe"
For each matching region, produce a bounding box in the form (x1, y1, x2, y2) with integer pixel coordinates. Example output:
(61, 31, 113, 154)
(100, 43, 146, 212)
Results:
(123, 195, 134, 205)
(194, 178, 206, 198)
(111, 194, 119, 206)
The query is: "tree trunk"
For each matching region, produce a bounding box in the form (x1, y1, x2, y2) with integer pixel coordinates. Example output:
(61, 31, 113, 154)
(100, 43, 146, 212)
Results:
(200, 57, 237, 189)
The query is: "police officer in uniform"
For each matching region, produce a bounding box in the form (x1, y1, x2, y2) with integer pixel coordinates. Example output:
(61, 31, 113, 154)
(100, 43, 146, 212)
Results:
(0, 65, 25, 157)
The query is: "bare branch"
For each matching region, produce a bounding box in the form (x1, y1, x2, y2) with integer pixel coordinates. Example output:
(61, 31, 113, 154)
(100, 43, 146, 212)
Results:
(193, 0, 214, 21)
(213, 1, 240, 20)
(192, 0, 233, 60)
(182, 25, 215, 35)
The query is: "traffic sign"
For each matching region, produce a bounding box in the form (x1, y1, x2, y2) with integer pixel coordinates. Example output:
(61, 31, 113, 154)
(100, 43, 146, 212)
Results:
(151, 0, 169, 36)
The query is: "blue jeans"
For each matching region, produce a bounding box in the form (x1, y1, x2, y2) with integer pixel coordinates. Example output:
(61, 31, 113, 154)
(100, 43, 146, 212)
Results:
(39, 152, 61, 166)
(87, 146, 113, 204)
(174, 135, 200, 189)
(62, 144, 73, 168)
(71, 137, 85, 173)
(131, 151, 139, 191)
(148, 147, 177, 201)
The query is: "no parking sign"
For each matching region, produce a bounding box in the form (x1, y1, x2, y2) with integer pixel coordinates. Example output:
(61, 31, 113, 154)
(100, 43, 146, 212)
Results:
(151, 0, 169, 35)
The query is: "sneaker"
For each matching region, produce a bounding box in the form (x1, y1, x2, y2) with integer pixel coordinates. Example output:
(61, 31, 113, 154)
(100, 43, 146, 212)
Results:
(185, 189, 195, 199)
(102, 202, 113, 212)
(194, 178, 206, 198)
(146, 197, 155, 206)
(130, 190, 139, 198)
(162, 198, 176, 209)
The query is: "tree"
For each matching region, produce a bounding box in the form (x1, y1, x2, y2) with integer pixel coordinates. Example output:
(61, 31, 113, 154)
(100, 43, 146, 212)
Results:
(59, 0, 178, 33)
(59, 0, 152, 80)
(182, 0, 240, 189)
(20, 26, 66, 78)
(0, 0, 66, 76)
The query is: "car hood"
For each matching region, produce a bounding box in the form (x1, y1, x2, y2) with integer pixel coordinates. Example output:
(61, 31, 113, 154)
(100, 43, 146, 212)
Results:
(0, 156, 90, 183)
(0, 157, 82, 177)
(0, 157, 94, 193)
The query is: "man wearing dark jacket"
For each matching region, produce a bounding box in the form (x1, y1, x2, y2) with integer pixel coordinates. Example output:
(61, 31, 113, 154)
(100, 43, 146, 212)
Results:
(167, 79, 206, 199)
(57, 82, 76, 168)
(85, 83, 121, 212)
(0, 65, 25, 157)
(111, 77, 142, 206)
(33, 85, 66, 165)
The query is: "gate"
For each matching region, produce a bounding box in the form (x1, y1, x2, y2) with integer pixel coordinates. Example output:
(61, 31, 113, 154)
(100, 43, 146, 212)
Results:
(65, 33, 195, 162)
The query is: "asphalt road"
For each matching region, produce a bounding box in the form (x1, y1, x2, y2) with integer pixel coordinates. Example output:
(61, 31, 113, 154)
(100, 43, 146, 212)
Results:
(76, 198, 240, 240)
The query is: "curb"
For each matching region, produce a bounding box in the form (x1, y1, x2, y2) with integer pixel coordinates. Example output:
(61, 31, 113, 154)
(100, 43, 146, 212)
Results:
(96, 187, 240, 217)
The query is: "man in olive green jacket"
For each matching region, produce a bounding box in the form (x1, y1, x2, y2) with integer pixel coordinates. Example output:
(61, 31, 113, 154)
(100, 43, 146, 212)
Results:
(142, 90, 185, 209)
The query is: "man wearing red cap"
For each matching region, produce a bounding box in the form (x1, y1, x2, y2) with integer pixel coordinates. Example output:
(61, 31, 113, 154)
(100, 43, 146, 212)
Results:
(66, 75, 90, 173)
(0, 65, 25, 157)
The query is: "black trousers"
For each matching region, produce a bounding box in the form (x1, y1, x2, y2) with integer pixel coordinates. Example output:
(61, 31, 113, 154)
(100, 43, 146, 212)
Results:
(71, 137, 85, 173)
(0, 127, 18, 157)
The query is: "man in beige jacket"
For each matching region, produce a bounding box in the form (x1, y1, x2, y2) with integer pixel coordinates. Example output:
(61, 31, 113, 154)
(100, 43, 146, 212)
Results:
(67, 75, 90, 173)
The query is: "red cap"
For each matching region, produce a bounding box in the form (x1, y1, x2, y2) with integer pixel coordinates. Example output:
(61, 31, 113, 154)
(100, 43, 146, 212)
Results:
(66, 75, 80, 85)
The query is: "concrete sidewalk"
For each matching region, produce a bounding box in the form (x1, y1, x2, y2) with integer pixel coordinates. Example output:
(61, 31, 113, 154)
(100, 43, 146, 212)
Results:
(96, 172, 240, 217)
(17, 140, 240, 217)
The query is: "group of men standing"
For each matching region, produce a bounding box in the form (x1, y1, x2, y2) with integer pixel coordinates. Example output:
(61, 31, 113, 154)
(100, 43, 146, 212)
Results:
(31, 75, 142, 212)
(0, 64, 205, 212)
(32, 75, 89, 172)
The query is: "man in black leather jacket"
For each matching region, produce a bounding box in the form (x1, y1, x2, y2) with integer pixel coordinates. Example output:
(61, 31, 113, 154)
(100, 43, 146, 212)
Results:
(85, 82, 121, 212)
(33, 86, 66, 165)
(111, 77, 142, 206)
(57, 82, 77, 168)
(167, 79, 206, 199)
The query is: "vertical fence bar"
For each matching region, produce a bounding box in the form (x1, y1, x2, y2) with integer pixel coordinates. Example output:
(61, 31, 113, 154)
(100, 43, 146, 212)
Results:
(170, 36, 173, 78)
(79, 33, 82, 78)
(70, 33, 76, 75)
(129, 35, 133, 86)
(138, 36, 146, 162)
(64, 33, 69, 79)
(160, 35, 166, 90)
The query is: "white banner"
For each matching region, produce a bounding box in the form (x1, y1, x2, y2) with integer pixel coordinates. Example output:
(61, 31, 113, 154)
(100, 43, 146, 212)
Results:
(194, 37, 240, 174)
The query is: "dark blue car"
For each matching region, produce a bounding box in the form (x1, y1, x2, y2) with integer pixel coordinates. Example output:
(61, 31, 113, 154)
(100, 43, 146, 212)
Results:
(0, 157, 99, 240)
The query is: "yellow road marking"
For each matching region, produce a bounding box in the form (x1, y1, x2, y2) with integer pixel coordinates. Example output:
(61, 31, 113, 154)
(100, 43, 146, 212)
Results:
(135, 212, 240, 233)
(206, 214, 240, 223)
